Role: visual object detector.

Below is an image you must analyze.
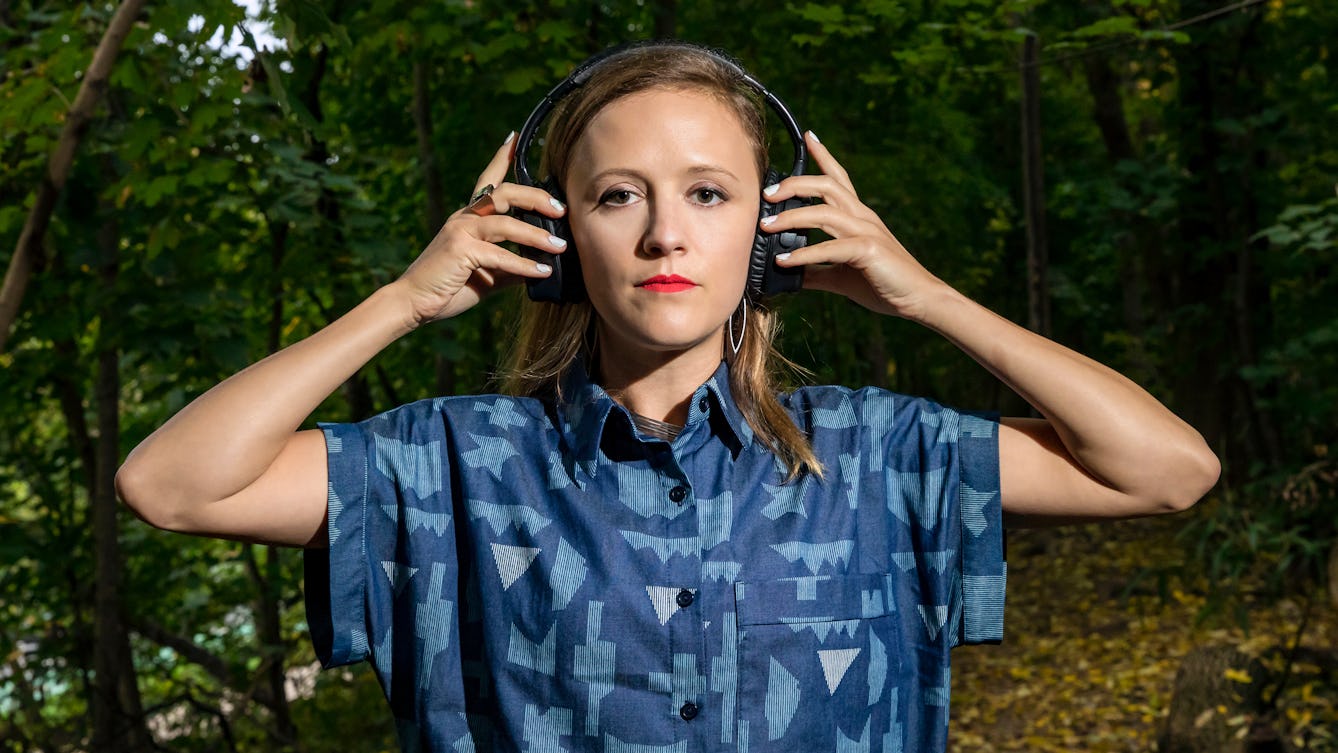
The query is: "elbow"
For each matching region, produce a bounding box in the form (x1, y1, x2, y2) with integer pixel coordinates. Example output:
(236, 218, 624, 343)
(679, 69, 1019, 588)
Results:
(1158, 442, 1222, 514)
(116, 458, 189, 533)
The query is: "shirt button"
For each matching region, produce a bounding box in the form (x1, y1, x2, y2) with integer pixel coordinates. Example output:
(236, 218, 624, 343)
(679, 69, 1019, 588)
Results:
(676, 588, 694, 608)
(668, 485, 687, 503)
(679, 702, 699, 721)
(697, 397, 709, 413)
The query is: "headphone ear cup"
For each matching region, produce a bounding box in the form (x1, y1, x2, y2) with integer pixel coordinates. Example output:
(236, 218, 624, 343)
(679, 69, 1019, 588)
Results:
(518, 180, 585, 303)
(749, 168, 808, 299)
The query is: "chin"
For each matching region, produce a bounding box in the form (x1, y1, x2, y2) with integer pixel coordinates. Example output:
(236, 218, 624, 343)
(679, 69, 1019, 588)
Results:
(601, 313, 725, 355)
(634, 328, 720, 353)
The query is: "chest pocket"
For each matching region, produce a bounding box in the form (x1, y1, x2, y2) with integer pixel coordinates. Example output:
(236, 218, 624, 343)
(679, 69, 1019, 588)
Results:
(734, 573, 902, 750)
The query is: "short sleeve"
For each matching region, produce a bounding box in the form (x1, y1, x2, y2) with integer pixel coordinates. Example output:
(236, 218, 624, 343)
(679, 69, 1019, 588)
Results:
(955, 412, 1005, 645)
(303, 402, 458, 671)
(876, 393, 1005, 648)
(304, 420, 373, 668)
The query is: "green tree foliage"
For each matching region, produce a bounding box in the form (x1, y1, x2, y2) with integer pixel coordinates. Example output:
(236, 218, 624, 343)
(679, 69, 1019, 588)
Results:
(0, 0, 1333, 749)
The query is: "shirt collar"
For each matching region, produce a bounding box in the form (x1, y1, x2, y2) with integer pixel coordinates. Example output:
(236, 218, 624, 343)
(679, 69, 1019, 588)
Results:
(556, 360, 752, 488)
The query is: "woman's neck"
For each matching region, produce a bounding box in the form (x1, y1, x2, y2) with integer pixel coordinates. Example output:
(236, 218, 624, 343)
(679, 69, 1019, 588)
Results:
(596, 331, 725, 426)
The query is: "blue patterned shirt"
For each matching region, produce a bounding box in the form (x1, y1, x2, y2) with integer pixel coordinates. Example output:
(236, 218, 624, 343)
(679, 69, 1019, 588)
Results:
(305, 361, 1005, 752)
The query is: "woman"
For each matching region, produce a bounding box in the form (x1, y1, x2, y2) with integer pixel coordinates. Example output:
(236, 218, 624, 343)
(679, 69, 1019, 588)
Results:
(118, 42, 1219, 752)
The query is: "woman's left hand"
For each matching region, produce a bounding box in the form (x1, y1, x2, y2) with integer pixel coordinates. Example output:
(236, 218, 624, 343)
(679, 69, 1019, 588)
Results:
(761, 131, 948, 321)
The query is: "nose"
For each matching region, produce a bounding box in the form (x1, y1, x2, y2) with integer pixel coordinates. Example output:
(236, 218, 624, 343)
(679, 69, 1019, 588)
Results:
(640, 196, 688, 257)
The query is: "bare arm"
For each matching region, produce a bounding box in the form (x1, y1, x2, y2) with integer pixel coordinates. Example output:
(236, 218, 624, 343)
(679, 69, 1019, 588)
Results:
(117, 135, 568, 546)
(116, 287, 414, 546)
(918, 288, 1219, 523)
(763, 132, 1220, 523)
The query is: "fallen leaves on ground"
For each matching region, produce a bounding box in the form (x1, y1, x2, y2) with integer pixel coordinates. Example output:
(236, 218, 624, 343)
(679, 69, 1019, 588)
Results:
(951, 513, 1338, 752)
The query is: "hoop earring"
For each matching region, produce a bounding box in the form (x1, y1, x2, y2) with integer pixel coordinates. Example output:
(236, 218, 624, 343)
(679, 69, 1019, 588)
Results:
(728, 302, 747, 356)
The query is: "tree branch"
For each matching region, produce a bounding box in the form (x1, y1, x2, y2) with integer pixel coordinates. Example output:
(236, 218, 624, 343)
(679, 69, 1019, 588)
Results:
(128, 617, 282, 712)
(131, 618, 229, 682)
(0, 0, 147, 352)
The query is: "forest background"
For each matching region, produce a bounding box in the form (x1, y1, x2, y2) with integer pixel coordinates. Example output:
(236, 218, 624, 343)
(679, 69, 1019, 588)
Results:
(0, 0, 1334, 751)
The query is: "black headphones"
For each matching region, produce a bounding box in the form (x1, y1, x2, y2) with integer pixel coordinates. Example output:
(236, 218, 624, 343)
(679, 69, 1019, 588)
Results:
(511, 41, 809, 304)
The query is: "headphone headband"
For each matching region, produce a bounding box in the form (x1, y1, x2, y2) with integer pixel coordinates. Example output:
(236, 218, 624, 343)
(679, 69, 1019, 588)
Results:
(513, 41, 807, 187)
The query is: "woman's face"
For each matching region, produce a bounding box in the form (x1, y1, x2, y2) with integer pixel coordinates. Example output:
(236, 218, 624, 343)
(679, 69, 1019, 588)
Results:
(564, 88, 761, 362)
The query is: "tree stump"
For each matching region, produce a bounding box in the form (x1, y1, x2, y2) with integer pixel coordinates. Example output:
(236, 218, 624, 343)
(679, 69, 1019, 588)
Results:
(1158, 645, 1280, 753)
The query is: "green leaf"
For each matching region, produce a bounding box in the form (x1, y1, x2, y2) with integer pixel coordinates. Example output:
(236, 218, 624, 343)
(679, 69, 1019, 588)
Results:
(140, 175, 180, 208)
(793, 2, 846, 24)
(500, 67, 545, 95)
(277, 0, 351, 49)
(1071, 15, 1141, 38)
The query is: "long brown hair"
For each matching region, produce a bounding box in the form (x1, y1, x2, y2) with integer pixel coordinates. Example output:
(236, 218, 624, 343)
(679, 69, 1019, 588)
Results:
(500, 43, 822, 481)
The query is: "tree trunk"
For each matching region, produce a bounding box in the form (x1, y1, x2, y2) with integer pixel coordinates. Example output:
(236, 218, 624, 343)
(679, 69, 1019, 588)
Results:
(413, 56, 457, 398)
(867, 320, 888, 390)
(267, 220, 289, 355)
(1159, 645, 1286, 753)
(1231, 50, 1283, 470)
(652, 0, 676, 38)
(1171, 0, 1278, 483)
(53, 342, 97, 489)
(1018, 33, 1050, 339)
(1328, 540, 1338, 609)
(247, 222, 301, 749)
(1171, 7, 1231, 471)
(585, 0, 603, 54)
(412, 60, 447, 234)
(244, 545, 300, 749)
(296, 43, 376, 419)
(1080, 54, 1160, 386)
(90, 215, 152, 752)
(51, 338, 99, 748)
(0, 0, 146, 352)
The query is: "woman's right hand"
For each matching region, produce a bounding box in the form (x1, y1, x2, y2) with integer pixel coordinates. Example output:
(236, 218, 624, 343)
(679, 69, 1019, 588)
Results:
(393, 132, 569, 327)
(119, 134, 569, 548)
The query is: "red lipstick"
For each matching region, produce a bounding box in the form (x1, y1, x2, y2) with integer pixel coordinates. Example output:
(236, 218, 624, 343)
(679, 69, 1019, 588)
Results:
(637, 274, 697, 293)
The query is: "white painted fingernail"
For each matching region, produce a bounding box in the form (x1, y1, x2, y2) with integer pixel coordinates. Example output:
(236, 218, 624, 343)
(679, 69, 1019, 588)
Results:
(776, 253, 791, 262)
(763, 184, 779, 196)
(807, 130, 820, 144)
(536, 263, 552, 274)
(548, 235, 567, 248)
(549, 198, 565, 211)
(760, 215, 777, 226)
(504, 130, 516, 145)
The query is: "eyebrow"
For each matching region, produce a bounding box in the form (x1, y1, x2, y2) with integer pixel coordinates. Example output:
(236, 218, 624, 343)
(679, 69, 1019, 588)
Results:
(686, 164, 741, 181)
(586, 164, 742, 185)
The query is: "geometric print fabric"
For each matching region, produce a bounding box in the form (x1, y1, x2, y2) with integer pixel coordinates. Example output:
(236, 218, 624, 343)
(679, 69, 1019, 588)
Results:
(305, 360, 1005, 752)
